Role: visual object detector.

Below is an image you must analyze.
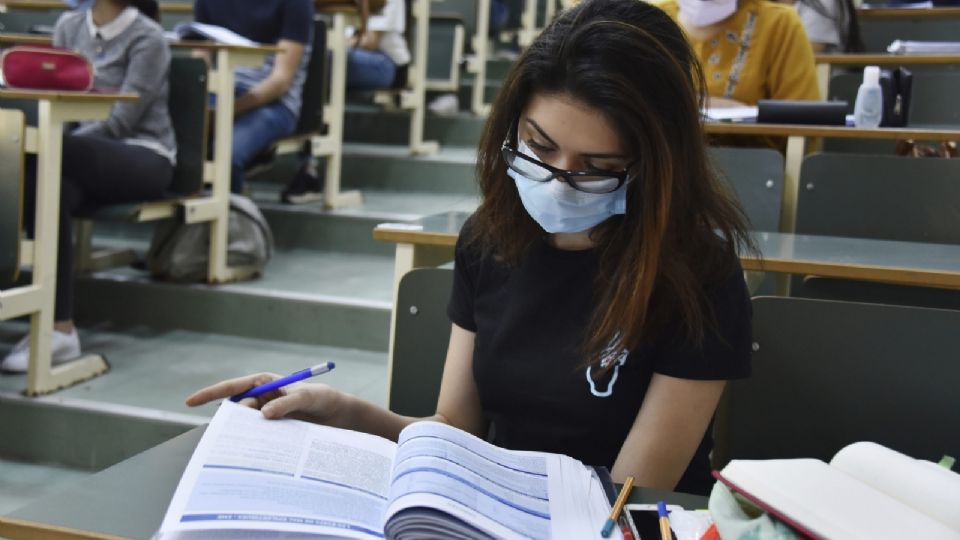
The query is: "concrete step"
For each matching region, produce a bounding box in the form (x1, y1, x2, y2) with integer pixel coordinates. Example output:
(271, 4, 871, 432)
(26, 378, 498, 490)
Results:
(0, 321, 388, 513)
(74, 249, 395, 351)
(345, 105, 486, 147)
(340, 144, 478, 195)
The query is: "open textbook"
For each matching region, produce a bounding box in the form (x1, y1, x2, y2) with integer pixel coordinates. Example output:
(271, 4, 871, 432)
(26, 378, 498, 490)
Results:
(165, 22, 255, 47)
(156, 401, 616, 539)
(715, 442, 960, 540)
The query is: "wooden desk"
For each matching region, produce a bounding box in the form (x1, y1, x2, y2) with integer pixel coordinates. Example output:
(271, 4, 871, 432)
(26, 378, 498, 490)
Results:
(813, 52, 960, 100)
(857, 6, 960, 17)
(0, 89, 136, 396)
(0, 426, 707, 539)
(159, 41, 278, 283)
(373, 210, 960, 372)
(0, 33, 298, 283)
(0, 0, 192, 13)
(703, 122, 960, 233)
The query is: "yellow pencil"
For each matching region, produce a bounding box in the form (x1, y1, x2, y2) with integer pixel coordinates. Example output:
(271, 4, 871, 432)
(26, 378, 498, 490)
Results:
(601, 476, 634, 538)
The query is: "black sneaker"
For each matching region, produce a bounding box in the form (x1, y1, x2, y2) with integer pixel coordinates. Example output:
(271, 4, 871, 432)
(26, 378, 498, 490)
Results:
(281, 158, 324, 205)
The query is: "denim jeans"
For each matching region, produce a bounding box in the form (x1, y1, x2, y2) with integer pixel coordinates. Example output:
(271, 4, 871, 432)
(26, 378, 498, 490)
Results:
(230, 97, 297, 193)
(347, 48, 397, 91)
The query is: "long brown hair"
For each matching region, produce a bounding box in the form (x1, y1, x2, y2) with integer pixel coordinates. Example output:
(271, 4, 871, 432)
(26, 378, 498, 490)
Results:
(470, 0, 754, 368)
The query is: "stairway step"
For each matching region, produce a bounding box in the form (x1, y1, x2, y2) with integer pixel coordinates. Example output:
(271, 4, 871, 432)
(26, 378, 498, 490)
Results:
(73, 250, 395, 351)
(345, 105, 486, 147)
(0, 321, 388, 511)
(341, 144, 479, 195)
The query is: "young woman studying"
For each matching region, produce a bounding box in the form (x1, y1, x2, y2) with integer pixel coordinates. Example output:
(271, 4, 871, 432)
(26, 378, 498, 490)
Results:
(186, 0, 754, 496)
(2, 0, 175, 372)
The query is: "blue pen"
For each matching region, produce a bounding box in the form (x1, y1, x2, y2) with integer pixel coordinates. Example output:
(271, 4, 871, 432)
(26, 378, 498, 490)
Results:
(230, 362, 335, 402)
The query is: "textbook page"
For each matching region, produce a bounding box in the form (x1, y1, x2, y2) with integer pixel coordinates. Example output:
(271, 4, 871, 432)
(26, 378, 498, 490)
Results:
(157, 401, 395, 539)
(829, 442, 960, 532)
(719, 459, 960, 540)
(383, 421, 618, 540)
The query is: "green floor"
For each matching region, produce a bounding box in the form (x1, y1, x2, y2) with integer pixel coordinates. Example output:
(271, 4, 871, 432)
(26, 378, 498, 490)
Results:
(0, 320, 389, 515)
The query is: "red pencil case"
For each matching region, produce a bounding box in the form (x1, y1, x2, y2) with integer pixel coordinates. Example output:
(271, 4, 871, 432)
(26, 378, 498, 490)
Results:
(1, 46, 94, 92)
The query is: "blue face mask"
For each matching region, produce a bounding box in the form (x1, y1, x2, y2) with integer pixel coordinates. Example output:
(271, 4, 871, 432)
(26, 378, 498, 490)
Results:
(63, 0, 94, 10)
(507, 141, 628, 234)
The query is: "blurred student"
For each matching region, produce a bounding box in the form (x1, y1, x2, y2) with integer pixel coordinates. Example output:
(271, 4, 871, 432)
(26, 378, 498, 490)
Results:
(789, 0, 864, 53)
(347, 0, 410, 90)
(3, 0, 174, 371)
(657, 0, 820, 106)
(193, 0, 313, 194)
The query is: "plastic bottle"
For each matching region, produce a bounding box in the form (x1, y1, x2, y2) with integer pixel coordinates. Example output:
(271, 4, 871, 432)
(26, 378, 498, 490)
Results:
(853, 66, 883, 128)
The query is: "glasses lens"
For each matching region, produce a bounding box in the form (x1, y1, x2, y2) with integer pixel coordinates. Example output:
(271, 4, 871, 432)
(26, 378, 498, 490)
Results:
(567, 175, 622, 194)
(503, 147, 553, 182)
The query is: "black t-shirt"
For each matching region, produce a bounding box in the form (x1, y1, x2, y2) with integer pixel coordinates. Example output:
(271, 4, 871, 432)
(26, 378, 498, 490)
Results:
(194, 0, 312, 45)
(447, 225, 752, 496)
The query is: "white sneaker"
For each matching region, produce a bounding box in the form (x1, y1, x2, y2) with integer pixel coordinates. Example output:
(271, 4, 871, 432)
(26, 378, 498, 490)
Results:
(428, 94, 459, 116)
(1, 329, 82, 373)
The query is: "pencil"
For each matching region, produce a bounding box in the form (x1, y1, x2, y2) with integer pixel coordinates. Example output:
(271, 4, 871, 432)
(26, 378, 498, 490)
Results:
(600, 476, 634, 538)
(657, 500, 671, 540)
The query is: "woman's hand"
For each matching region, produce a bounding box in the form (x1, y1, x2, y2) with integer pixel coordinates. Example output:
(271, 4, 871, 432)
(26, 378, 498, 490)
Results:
(185, 373, 347, 424)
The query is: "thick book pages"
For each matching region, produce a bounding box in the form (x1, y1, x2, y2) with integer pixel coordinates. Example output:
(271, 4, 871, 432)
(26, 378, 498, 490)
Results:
(167, 22, 255, 46)
(156, 402, 616, 539)
(716, 442, 960, 540)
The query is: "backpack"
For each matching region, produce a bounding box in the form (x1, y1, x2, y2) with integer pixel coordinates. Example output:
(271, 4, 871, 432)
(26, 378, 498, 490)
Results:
(146, 194, 273, 282)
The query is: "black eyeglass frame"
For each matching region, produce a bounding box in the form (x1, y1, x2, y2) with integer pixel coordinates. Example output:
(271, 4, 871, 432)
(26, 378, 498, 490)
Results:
(500, 139, 637, 194)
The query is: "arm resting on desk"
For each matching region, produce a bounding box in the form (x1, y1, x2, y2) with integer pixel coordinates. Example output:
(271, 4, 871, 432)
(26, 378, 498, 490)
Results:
(72, 33, 171, 139)
(234, 39, 305, 115)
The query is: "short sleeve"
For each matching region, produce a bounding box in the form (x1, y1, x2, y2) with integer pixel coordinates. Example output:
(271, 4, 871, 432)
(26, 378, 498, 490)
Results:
(796, 1, 841, 48)
(280, 0, 313, 44)
(446, 225, 481, 332)
(652, 265, 753, 380)
(193, 0, 211, 24)
(766, 6, 820, 100)
(368, 0, 406, 33)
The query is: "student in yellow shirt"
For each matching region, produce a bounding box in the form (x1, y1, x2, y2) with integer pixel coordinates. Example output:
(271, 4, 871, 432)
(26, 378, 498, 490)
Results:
(657, 0, 820, 106)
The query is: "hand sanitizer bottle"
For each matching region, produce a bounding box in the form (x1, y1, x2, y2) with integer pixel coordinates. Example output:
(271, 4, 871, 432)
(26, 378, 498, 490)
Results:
(853, 66, 883, 128)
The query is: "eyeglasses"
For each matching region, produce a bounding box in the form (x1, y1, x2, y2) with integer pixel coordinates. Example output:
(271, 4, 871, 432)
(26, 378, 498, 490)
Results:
(501, 140, 635, 194)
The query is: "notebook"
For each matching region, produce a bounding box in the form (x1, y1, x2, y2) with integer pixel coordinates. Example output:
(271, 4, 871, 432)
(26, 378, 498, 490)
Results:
(714, 442, 960, 540)
(155, 401, 617, 539)
(165, 22, 255, 47)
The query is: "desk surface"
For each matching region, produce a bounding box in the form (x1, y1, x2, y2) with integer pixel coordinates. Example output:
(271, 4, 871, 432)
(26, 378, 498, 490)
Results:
(374, 211, 960, 289)
(0, 33, 280, 54)
(0, 425, 707, 539)
(815, 53, 960, 65)
(857, 5, 960, 17)
(168, 40, 281, 54)
(0, 32, 51, 46)
(0, 0, 192, 12)
(0, 88, 137, 103)
(703, 122, 960, 140)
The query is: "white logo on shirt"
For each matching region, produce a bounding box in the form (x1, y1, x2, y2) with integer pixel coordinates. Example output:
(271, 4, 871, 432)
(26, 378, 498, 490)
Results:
(585, 338, 629, 398)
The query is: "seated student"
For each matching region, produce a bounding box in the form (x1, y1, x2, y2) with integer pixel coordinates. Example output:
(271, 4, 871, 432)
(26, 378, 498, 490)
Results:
(657, 0, 820, 106)
(193, 0, 313, 194)
(2, 0, 174, 372)
(347, 0, 410, 90)
(788, 0, 864, 53)
(187, 0, 754, 496)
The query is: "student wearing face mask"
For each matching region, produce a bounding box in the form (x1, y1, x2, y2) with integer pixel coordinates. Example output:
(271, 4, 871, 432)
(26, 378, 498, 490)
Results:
(656, 0, 820, 107)
(186, 0, 754, 496)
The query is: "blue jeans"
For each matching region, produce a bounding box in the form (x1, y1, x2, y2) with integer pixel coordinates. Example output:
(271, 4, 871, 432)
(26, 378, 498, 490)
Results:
(490, 0, 509, 35)
(347, 48, 397, 91)
(230, 98, 297, 193)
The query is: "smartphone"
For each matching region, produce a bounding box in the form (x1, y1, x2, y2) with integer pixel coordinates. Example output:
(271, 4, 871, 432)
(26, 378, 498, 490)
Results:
(623, 503, 681, 540)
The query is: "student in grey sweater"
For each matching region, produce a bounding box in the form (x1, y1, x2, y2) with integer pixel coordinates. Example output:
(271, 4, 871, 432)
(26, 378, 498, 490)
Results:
(2, 0, 176, 372)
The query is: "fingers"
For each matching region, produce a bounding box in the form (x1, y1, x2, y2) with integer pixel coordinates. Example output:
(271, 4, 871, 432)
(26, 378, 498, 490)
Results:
(261, 387, 318, 419)
(185, 373, 279, 407)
